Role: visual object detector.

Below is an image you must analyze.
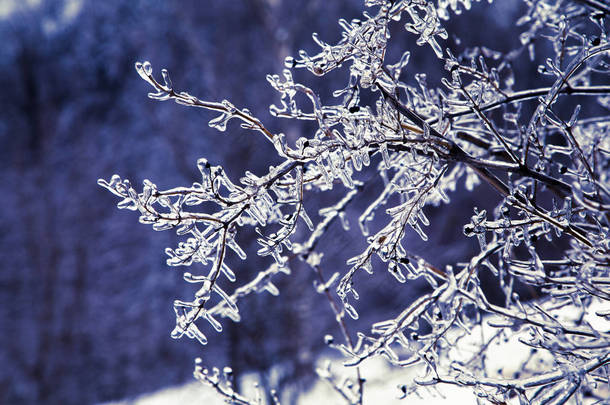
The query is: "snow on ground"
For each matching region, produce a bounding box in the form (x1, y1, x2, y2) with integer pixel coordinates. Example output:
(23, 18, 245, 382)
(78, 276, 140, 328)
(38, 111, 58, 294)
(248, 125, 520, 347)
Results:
(104, 299, 609, 405)
(103, 357, 476, 405)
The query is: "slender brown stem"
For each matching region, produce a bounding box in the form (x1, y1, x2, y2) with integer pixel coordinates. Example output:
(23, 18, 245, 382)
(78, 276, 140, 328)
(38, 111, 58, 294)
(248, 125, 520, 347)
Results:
(312, 264, 364, 405)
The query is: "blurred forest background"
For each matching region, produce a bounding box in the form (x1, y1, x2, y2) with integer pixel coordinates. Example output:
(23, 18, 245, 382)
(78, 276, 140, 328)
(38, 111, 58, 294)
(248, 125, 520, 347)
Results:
(0, 1, 521, 404)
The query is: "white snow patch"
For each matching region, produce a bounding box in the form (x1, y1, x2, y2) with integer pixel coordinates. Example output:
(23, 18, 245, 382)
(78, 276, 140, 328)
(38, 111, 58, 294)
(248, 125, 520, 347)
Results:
(103, 299, 609, 404)
(102, 358, 477, 405)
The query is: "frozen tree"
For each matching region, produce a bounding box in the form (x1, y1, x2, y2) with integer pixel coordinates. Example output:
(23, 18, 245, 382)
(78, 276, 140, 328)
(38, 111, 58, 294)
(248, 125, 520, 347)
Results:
(100, 0, 610, 403)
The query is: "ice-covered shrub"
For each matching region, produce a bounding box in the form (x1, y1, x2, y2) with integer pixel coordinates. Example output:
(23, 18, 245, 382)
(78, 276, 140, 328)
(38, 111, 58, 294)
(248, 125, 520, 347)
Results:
(100, 0, 610, 403)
